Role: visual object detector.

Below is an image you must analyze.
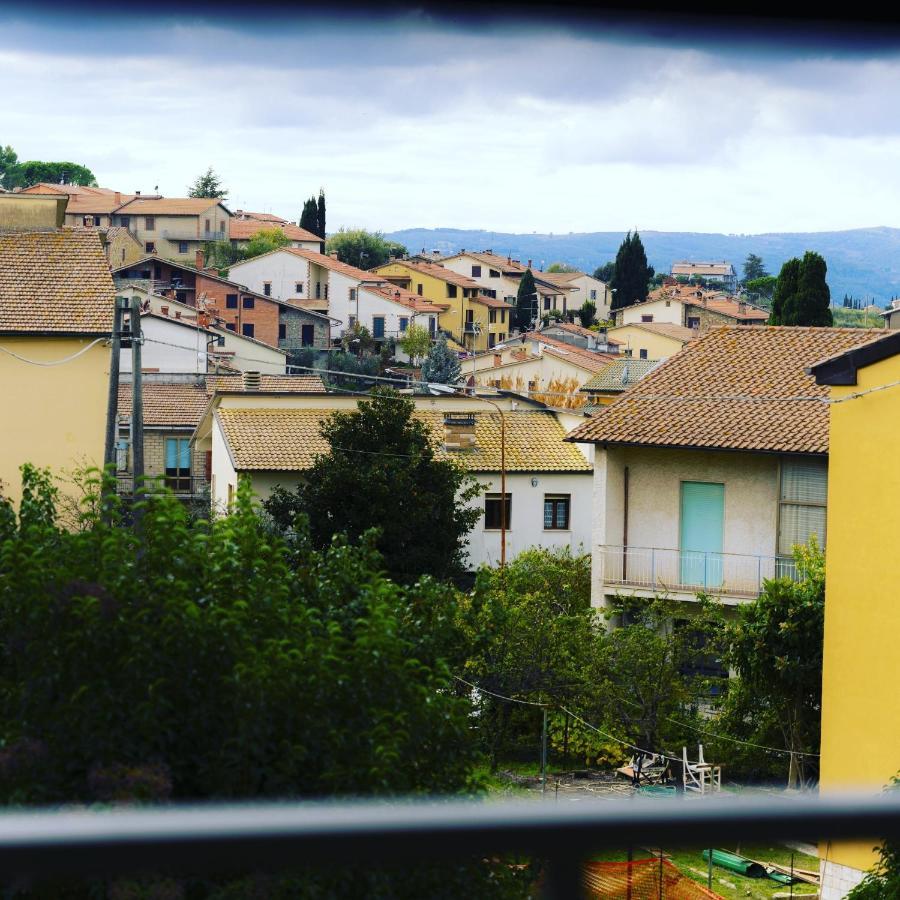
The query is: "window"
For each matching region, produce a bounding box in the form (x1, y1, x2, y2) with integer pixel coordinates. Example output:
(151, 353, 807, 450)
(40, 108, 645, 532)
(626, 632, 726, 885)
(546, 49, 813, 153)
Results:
(501, 309, 506, 323)
(428, 316, 436, 335)
(544, 494, 570, 530)
(242, 323, 255, 338)
(641, 314, 654, 322)
(484, 493, 511, 530)
(372, 316, 385, 339)
(165, 437, 191, 492)
(498, 332, 506, 342)
(243, 296, 255, 308)
(178, 241, 188, 254)
(295, 282, 304, 293)
(278, 323, 287, 340)
(543, 297, 551, 311)
(145, 216, 155, 230)
(145, 242, 155, 253)
(639, 348, 648, 359)
(417, 283, 423, 296)
(324, 283, 329, 300)
(118, 215, 130, 228)
(226, 322, 236, 331)
(590, 289, 597, 300)
(471, 265, 482, 277)
(175, 291, 186, 303)
(222, 294, 236, 309)
(315, 281, 321, 299)
(399, 316, 409, 332)
(447, 285, 457, 298)
(301, 324, 315, 346)
(349, 288, 357, 303)
(489, 309, 497, 324)
(205, 218, 211, 232)
(489, 269, 500, 278)
(348, 315, 356, 328)
(120, 249, 125, 262)
(778, 458, 827, 558)
(82, 216, 93, 227)
(665, 300, 671, 307)
(687, 316, 701, 329)
(262, 283, 271, 297)
(488, 333, 496, 348)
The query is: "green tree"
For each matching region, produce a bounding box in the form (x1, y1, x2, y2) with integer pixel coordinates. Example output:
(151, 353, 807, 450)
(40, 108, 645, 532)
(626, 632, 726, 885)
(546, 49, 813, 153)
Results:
(722, 540, 825, 787)
(187, 166, 227, 199)
(242, 226, 290, 259)
(421, 333, 462, 384)
(0, 144, 18, 188)
(299, 196, 318, 234)
(459, 548, 596, 768)
(316, 188, 326, 239)
(609, 232, 653, 310)
(769, 257, 801, 325)
(263, 389, 481, 584)
(515, 269, 538, 331)
(578, 300, 597, 328)
(399, 322, 432, 367)
(546, 262, 577, 273)
(593, 261, 615, 283)
(742, 253, 768, 282)
(847, 778, 900, 898)
(326, 228, 407, 269)
(7, 159, 97, 189)
(745, 275, 777, 306)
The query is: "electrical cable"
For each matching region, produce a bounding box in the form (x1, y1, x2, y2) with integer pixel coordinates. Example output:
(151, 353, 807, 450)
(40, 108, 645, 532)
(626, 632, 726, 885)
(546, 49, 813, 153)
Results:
(452, 675, 548, 707)
(0, 337, 108, 367)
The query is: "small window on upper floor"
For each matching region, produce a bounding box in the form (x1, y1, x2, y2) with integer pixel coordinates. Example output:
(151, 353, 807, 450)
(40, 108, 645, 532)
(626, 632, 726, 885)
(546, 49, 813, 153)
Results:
(145, 216, 155, 231)
(471, 265, 482, 277)
(145, 242, 155, 253)
(262, 283, 271, 297)
(278, 323, 286, 340)
(417, 284, 423, 296)
(489, 269, 500, 278)
(243, 296, 255, 309)
(242, 323, 255, 338)
(641, 314, 653, 322)
(447, 285, 457, 298)
(178, 242, 189, 254)
(639, 349, 648, 359)
(590, 289, 597, 300)
(226, 322, 236, 331)
(226, 294, 238, 309)
(295, 282, 303, 294)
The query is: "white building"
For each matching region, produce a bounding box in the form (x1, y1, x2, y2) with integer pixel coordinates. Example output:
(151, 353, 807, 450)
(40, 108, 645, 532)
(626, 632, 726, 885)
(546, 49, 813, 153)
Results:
(566, 326, 882, 611)
(337, 283, 444, 347)
(228, 211, 322, 252)
(194, 391, 593, 568)
(670, 261, 737, 292)
(537, 270, 612, 320)
(226, 247, 386, 314)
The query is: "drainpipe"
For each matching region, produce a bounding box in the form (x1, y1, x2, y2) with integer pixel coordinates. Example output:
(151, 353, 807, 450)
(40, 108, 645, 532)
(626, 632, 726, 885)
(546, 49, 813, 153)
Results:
(622, 466, 630, 582)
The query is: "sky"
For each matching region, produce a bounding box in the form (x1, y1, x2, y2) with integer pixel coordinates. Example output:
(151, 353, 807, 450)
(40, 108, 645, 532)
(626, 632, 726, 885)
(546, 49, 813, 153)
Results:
(3, 7, 900, 235)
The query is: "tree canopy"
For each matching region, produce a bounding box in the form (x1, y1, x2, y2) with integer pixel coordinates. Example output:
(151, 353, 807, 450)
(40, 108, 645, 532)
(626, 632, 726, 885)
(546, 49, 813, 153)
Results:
(325, 228, 407, 269)
(546, 262, 578, 273)
(421, 332, 462, 384)
(515, 269, 538, 331)
(0, 144, 97, 190)
(399, 322, 432, 366)
(578, 300, 597, 328)
(593, 261, 615, 283)
(263, 389, 481, 584)
(769, 252, 832, 326)
(242, 226, 291, 258)
(317, 188, 326, 239)
(187, 166, 227, 199)
(299, 197, 318, 235)
(742, 253, 768, 282)
(609, 232, 653, 310)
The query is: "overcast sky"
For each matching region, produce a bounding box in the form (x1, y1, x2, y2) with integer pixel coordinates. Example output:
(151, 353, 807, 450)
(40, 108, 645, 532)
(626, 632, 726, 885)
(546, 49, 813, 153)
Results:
(3, 8, 900, 235)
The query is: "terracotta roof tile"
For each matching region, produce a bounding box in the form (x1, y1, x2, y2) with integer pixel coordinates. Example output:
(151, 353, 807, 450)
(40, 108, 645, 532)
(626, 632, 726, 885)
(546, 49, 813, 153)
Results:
(375, 259, 483, 290)
(216, 408, 591, 473)
(610, 322, 696, 342)
(366, 284, 448, 313)
(0, 229, 115, 334)
(206, 374, 325, 393)
(567, 327, 886, 453)
(228, 218, 321, 243)
(521, 331, 618, 373)
(115, 197, 229, 216)
(286, 248, 385, 282)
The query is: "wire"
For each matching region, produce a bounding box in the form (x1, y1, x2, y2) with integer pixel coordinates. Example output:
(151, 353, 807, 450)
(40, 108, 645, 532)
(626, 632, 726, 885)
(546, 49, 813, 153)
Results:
(453, 675, 548, 708)
(0, 337, 108, 367)
(558, 706, 683, 764)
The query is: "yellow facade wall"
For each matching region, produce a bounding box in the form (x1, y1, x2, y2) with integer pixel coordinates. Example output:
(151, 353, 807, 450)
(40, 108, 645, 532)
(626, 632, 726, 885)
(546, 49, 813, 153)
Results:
(819, 353, 900, 872)
(606, 325, 686, 360)
(0, 337, 109, 506)
(0, 195, 67, 229)
(375, 261, 491, 351)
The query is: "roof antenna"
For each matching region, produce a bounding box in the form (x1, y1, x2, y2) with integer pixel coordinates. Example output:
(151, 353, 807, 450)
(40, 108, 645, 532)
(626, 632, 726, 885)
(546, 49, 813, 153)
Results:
(621, 363, 629, 385)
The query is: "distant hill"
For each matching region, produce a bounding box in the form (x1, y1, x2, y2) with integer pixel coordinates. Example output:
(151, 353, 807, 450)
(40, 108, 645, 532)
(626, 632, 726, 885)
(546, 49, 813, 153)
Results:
(383, 227, 900, 304)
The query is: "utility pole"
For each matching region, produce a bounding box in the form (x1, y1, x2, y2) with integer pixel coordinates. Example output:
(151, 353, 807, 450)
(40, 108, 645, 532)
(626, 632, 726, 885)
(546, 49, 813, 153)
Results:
(102, 297, 127, 513)
(130, 296, 145, 528)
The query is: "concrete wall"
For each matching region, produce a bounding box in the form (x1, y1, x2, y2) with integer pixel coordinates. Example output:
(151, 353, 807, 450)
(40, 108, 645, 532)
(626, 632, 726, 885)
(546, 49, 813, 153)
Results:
(618, 298, 684, 327)
(606, 324, 686, 360)
(228, 251, 311, 302)
(121, 316, 208, 374)
(0, 337, 108, 506)
(279, 307, 330, 352)
(591, 445, 782, 607)
(819, 351, 900, 878)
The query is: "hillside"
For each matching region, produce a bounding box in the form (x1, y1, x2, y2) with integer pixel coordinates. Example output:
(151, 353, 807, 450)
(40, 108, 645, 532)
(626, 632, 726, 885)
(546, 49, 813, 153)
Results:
(384, 227, 900, 304)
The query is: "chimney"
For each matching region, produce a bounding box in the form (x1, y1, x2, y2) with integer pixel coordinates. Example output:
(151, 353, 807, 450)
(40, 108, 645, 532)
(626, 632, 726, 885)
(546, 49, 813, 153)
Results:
(235, 209, 243, 217)
(443, 413, 477, 451)
(135, 190, 141, 196)
(493, 353, 502, 367)
(160, 305, 169, 317)
(328, 251, 339, 259)
(243, 370, 261, 391)
(195, 249, 204, 269)
(175, 311, 181, 319)
(738, 301, 747, 313)
(527, 259, 532, 269)
(507, 256, 511, 265)
(114, 191, 121, 205)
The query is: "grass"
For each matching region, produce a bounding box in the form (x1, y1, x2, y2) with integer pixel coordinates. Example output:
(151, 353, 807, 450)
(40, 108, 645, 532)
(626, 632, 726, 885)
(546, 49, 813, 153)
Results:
(831, 306, 885, 328)
(590, 843, 819, 899)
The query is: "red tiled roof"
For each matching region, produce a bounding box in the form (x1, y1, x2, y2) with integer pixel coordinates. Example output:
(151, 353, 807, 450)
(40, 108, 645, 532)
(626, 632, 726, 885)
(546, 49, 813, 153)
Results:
(286, 247, 386, 282)
(115, 197, 230, 216)
(375, 259, 484, 290)
(228, 218, 320, 243)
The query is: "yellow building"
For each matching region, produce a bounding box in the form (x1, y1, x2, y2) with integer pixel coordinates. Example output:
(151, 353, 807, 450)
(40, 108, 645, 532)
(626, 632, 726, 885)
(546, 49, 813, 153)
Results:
(0, 192, 67, 229)
(810, 333, 900, 898)
(374, 259, 513, 352)
(605, 322, 695, 360)
(0, 229, 114, 505)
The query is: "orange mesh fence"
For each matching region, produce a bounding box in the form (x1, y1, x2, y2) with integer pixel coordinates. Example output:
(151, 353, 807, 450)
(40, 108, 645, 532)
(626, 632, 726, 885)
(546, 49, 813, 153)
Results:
(583, 858, 724, 899)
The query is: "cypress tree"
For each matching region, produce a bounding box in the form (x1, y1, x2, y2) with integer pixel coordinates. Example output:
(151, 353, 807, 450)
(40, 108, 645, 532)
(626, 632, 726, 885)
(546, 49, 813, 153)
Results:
(300, 197, 318, 234)
(788, 251, 832, 326)
(317, 189, 326, 239)
(610, 231, 652, 310)
(769, 257, 800, 325)
(515, 269, 538, 330)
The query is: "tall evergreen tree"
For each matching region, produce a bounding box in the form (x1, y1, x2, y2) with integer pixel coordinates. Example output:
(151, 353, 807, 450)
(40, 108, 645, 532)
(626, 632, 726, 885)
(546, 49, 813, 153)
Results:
(187, 166, 226, 199)
(610, 231, 652, 310)
(316, 188, 326, 239)
(788, 251, 832, 326)
(769, 257, 801, 325)
(299, 197, 318, 234)
(421, 333, 462, 384)
(742, 253, 767, 282)
(515, 269, 538, 330)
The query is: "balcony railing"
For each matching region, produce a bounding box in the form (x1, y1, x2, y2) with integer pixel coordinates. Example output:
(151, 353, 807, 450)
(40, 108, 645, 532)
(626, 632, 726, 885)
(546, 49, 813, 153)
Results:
(0, 792, 897, 892)
(116, 474, 210, 498)
(160, 230, 228, 243)
(600, 545, 798, 599)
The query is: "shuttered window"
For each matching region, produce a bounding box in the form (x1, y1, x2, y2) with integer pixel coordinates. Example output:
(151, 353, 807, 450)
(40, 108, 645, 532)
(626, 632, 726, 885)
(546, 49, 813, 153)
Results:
(778, 458, 827, 555)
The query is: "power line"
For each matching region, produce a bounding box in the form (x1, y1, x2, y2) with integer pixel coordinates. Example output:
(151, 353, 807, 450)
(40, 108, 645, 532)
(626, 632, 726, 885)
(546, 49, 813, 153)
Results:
(558, 706, 683, 764)
(0, 337, 108, 367)
(453, 675, 548, 708)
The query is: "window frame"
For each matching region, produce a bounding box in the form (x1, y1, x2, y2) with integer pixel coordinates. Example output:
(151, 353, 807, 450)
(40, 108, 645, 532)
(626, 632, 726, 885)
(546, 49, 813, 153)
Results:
(241, 323, 255, 338)
(543, 494, 571, 531)
(242, 296, 255, 309)
(225, 294, 238, 309)
(484, 492, 512, 531)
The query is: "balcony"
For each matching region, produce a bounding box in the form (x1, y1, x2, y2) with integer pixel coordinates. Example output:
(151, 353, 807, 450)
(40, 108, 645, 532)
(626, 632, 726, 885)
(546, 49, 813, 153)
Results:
(599, 545, 798, 601)
(160, 230, 228, 243)
(116, 474, 210, 499)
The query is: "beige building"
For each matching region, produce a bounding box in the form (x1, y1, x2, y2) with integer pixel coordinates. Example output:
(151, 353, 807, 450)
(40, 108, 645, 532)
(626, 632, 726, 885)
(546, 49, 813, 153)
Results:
(18, 183, 137, 228)
(0, 192, 67, 229)
(228, 211, 322, 252)
(616, 285, 768, 331)
(537, 270, 612, 320)
(112, 197, 232, 262)
(605, 322, 695, 360)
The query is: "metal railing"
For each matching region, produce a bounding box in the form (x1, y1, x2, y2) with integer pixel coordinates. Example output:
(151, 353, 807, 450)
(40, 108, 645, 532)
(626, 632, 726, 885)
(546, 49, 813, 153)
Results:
(600, 545, 798, 598)
(116, 474, 210, 498)
(0, 792, 896, 892)
(161, 230, 228, 243)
